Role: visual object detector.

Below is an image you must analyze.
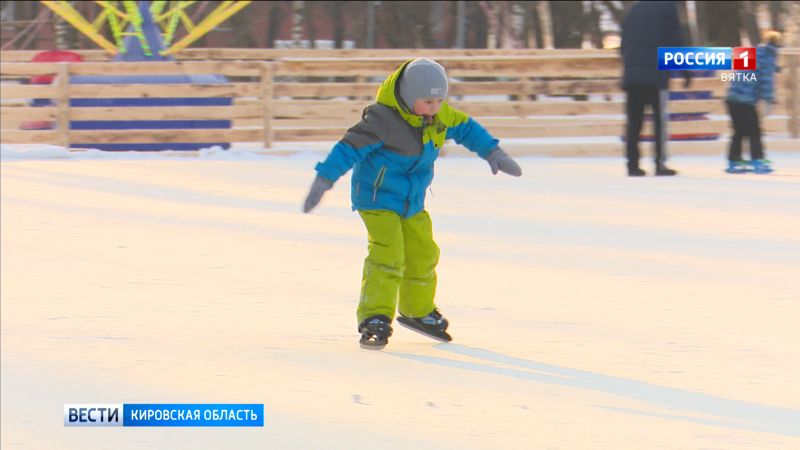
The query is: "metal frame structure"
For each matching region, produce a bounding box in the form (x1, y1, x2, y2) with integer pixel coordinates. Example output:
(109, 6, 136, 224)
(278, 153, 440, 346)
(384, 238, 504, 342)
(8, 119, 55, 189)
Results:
(39, 0, 252, 56)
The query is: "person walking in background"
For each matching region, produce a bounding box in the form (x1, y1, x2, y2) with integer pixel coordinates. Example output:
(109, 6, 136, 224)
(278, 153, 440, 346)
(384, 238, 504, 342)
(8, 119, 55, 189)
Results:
(301, 58, 522, 350)
(724, 31, 782, 174)
(620, 1, 689, 177)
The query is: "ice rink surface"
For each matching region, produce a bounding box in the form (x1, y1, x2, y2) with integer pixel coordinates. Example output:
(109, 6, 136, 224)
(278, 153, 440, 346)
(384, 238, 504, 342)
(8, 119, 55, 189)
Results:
(2, 148, 799, 449)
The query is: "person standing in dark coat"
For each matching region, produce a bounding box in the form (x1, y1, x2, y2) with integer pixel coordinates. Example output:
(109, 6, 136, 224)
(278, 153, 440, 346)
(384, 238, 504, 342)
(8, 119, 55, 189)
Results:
(620, 1, 689, 176)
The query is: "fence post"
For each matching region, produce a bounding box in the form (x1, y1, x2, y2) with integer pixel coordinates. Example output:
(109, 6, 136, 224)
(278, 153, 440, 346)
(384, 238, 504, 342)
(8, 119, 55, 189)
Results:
(56, 62, 70, 148)
(261, 61, 274, 148)
(788, 54, 799, 139)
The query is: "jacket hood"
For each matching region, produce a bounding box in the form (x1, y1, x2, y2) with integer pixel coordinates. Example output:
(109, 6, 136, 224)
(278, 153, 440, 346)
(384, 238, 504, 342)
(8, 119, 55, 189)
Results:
(375, 60, 428, 128)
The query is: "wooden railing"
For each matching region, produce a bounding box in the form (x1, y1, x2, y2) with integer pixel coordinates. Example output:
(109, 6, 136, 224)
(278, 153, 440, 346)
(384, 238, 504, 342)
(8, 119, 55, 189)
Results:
(1, 60, 272, 147)
(1, 49, 798, 152)
(0, 48, 623, 62)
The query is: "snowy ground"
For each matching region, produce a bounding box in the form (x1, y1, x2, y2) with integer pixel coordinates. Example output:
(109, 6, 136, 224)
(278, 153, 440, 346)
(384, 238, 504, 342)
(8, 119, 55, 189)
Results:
(2, 146, 799, 449)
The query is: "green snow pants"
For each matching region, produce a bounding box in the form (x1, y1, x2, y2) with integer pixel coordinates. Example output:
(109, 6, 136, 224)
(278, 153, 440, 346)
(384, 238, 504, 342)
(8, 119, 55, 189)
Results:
(357, 209, 440, 324)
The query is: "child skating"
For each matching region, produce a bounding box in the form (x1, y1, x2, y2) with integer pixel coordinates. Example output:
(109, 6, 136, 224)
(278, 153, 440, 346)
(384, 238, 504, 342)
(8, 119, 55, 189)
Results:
(302, 58, 522, 349)
(724, 31, 782, 174)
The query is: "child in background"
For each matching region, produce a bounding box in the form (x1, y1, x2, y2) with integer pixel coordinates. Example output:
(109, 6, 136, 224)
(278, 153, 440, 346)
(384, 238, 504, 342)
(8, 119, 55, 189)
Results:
(725, 30, 782, 174)
(302, 58, 522, 349)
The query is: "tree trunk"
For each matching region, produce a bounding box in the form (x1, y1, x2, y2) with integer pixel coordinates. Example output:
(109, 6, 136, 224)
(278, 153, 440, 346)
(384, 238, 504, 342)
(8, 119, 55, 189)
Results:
(768, 1, 783, 33)
(696, 1, 740, 46)
(366, 1, 375, 48)
(266, 2, 285, 48)
(230, 6, 256, 48)
(786, 1, 800, 48)
(331, 2, 344, 49)
(430, 0, 445, 48)
(454, 0, 466, 48)
(740, 1, 761, 46)
(54, 13, 69, 49)
(467, 1, 487, 48)
(537, 1, 553, 49)
(376, 1, 432, 49)
(550, 1, 583, 48)
(291, 1, 304, 48)
(478, 1, 499, 49)
(682, 1, 699, 46)
(522, 1, 534, 48)
(508, 1, 526, 49)
(306, 1, 316, 49)
(586, 1, 603, 48)
(1, 2, 16, 44)
(600, 0, 636, 39)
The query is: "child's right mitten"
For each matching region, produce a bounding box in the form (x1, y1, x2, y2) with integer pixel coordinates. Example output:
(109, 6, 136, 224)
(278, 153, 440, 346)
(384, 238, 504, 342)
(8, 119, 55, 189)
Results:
(302, 175, 334, 213)
(486, 147, 522, 177)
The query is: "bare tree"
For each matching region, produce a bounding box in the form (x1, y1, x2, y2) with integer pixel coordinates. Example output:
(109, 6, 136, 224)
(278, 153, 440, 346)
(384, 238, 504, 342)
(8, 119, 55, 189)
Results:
(54, 7, 70, 49)
(526, 1, 542, 48)
(681, 0, 699, 45)
(508, 1, 526, 49)
(266, 2, 286, 48)
(696, 1, 741, 46)
(430, 0, 445, 47)
(585, 1, 603, 48)
(740, 1, 760, 46)
(477, 1, 524, 49)
(549, 1, 583, 48)
(366, 1, 375, 48)
(537, 1, 553, 49)
(306, 0, 317, 48)
(478, 1, 499, 49)
(768, 1, 783, 32)
(230, 5, 256, 48)
(291, 1, 305, 48)
(453, 0, 466, 48)
(376, 1, 432, 48)
(327, 2, 345, 48)
(600, 0, 634, 27)
(786, 1, 800, 48)
(466, 1, 487, 48)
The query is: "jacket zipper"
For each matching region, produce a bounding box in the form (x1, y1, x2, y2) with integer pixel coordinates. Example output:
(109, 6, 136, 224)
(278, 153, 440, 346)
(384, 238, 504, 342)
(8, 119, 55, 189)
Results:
(372, 165, 386, 202)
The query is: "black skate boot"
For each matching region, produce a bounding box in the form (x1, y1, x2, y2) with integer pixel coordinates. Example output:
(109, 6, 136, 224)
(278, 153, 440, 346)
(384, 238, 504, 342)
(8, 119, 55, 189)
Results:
(627, 165, 646, 177)
(358, 315, 393, 350)
(655, 165, 678, 176)
(397, 308, 452, 342)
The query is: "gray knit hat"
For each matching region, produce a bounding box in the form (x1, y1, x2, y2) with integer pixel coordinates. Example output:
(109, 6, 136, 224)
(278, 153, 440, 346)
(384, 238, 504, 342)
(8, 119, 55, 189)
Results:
(398, 58, 448, 109)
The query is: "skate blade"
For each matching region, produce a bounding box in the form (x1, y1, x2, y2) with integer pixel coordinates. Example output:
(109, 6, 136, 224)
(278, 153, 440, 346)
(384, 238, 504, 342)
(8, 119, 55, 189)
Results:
(397, 319, 452, 343)
(361, 344, 386, 351)
(359, 336, 388, 350)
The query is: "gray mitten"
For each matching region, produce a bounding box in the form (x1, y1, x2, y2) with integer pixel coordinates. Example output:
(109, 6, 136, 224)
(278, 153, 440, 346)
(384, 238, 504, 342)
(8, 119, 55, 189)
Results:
(302, 175, 334, 213)
(486, 148, 522, 177)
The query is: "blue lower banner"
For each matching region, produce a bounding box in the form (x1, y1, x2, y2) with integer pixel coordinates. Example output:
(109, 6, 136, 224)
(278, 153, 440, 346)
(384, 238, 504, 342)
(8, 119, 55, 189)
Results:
(64, 404, 264, 427)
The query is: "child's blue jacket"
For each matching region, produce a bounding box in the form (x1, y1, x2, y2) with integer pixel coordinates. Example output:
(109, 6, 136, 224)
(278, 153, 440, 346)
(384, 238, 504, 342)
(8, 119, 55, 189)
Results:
(726, 44, 779, 105)
(314, 60, 499, 218)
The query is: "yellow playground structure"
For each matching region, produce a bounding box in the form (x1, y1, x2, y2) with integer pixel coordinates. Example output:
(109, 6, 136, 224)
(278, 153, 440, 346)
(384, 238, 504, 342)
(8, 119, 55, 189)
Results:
(40, 1, 252, 56)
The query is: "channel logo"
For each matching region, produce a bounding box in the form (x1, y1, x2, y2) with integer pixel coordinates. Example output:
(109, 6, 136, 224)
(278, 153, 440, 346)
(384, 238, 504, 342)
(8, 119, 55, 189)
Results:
(64, 404, 122, 427)
(732, 47, 757, 70)
(64, 403, 264, 427)
(658, 47, 756, 71)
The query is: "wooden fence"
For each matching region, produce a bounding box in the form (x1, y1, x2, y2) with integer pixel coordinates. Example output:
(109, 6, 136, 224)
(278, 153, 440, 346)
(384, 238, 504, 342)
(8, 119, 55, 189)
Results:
(1, 49, 798, 153)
